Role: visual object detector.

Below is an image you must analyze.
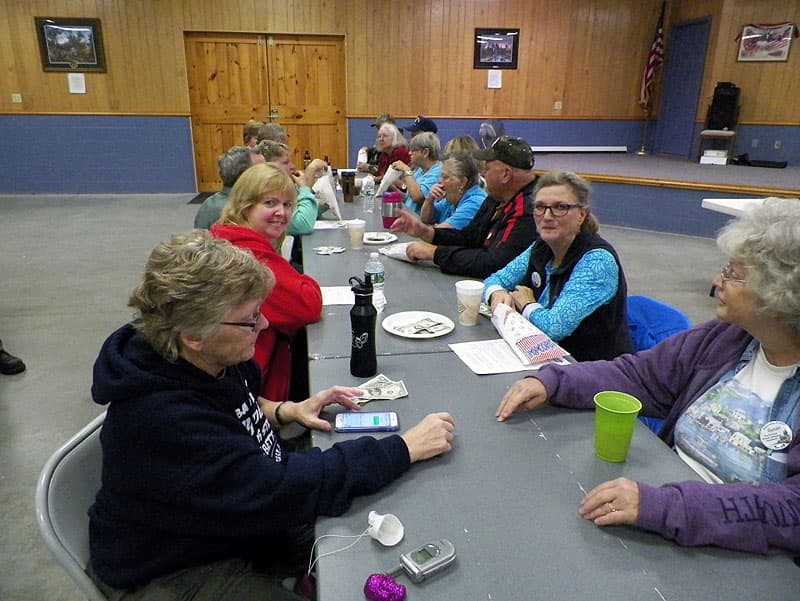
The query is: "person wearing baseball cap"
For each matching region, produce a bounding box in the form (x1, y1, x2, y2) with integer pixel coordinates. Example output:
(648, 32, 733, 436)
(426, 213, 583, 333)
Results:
(389, 135, 537, 278)
(370, 113, 395, 129)
(405, 116, 438, 137)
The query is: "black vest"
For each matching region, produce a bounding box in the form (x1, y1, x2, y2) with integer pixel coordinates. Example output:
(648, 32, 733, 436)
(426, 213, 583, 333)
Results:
(523, 231, 633, 361)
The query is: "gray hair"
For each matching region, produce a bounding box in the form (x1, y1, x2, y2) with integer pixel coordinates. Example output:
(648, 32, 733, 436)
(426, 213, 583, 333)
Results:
(257, 123, 288, 144)
(257, 140, 289, 162)
(129, 231, 273, 361)
(443, 151, 480, 187)
(533, 171, 599, 234)
(409, 132, 441, 161)
(717, 197, 800, 332)
(218, 146, 260, 188)
(377, 122, 407, 148)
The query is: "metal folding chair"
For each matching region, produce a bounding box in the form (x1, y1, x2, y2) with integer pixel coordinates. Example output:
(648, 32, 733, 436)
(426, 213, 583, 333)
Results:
(35, 412, 109, 601)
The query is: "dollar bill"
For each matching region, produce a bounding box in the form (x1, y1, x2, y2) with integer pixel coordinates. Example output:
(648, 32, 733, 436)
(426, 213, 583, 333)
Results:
(356, 373, 409, 404)
(394, 317, 450, 336)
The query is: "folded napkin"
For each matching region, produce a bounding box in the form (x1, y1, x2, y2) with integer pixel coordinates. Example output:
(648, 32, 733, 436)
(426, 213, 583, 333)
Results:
(378, 242, 437, 268)
(375, 166, 404, 197)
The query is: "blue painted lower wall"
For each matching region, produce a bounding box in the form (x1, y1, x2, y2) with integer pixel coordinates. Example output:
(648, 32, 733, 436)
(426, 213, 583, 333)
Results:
(349, 118, 798, 168)
(0, 115, 794, 240)
(0, 115, 196, 194)
(590, 182, 739, 238)
(347, 118, 646, 167)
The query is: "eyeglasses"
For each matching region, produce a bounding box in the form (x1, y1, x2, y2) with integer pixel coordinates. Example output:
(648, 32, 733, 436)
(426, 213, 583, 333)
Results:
(720, 262, 747, 287)
(533, 202, 581, 217)
(220, 319, 260, 332)
(220, 308, 263, 333)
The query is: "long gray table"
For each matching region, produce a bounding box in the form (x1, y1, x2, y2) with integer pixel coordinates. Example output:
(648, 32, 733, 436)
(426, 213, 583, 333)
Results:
(304, 208, 497, 358)
(310, 353, 797, 600)
(302, 202, 797, 599)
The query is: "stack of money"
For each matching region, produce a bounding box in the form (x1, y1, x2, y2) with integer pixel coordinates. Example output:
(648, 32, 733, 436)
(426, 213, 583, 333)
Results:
(356, 373, 409, 404)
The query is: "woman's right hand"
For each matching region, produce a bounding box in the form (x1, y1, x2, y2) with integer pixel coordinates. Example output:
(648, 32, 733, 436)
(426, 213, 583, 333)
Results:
(390, 208, 433, 240)
(496, 378, 548, 422)
(489, 290, 515, 312)
(401, 412, 455, 463)
(428, 182, 446, 201)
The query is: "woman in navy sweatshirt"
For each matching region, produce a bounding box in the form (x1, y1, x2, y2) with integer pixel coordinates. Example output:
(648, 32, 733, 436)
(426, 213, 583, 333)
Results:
(88, 231, 454, 598)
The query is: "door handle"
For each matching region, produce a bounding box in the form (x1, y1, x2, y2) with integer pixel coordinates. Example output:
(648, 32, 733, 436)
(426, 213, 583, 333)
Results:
(268, 108, 279, 121)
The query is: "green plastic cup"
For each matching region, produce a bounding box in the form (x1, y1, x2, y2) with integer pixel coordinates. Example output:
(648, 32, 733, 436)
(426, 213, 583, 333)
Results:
(594, 391, 643, 463)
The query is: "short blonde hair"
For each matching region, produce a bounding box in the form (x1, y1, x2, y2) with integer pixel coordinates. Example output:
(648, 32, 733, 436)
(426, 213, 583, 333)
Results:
(220, 163, 297, 226)
(129, 231, 273, 361)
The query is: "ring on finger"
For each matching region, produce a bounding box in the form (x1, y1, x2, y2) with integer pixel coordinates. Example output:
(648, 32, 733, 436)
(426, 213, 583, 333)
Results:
(607, 502, 617, 513)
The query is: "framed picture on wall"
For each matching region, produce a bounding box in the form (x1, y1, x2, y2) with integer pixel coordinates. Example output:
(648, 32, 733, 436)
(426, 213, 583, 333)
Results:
(736, 23, 795, 62)
(473, 28, 520, 70)
(35, 17, 106, 72)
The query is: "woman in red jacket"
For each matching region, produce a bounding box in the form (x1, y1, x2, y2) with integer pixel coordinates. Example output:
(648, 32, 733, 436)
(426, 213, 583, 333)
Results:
(211, 163, 322, 401)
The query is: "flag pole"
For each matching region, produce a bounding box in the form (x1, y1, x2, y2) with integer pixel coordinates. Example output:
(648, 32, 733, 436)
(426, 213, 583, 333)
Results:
(636, 107, 650, 156)
(636, 1, 666, 157)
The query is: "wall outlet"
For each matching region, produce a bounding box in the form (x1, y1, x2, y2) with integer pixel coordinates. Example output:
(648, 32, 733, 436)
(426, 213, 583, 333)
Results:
(10, 93, 22, 103)
(751, 139, 758, 148)
(553, 101, 563, 110)
(774, 140, 782, 150)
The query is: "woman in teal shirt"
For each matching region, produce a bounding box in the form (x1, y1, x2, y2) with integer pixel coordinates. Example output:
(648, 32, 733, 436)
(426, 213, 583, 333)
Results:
(420, 151, 486, 230)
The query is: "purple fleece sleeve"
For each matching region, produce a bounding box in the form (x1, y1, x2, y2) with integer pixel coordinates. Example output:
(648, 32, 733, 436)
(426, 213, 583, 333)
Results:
(637, 475, 800, 554)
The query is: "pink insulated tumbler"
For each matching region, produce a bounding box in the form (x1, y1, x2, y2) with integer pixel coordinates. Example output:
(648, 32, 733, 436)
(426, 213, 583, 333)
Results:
(381, 192, 403, 229)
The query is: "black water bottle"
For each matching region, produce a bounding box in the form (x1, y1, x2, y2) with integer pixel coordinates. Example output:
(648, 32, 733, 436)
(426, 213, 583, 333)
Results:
(349, 276, 377, 377)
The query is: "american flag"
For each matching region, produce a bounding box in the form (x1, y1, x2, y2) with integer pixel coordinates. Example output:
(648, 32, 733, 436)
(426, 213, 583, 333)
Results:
(639, 1, 666, 110)
(516, 334, 566, 365)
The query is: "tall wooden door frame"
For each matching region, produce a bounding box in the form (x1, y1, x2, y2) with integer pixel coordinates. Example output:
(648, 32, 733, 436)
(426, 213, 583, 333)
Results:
(185, 32, 347, 192)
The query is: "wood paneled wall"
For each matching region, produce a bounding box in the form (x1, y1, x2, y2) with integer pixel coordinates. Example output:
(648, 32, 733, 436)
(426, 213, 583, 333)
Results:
(1, 0, 797, 124)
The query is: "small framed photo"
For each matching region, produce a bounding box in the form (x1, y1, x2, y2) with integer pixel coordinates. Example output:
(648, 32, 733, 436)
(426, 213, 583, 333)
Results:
(35, 17, 106, 72)
(473, 28, 520, 70)
(737, 23, 794, 62)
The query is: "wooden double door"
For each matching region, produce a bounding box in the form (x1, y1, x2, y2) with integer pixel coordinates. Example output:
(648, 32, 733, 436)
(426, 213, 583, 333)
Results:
(185, 32, 346, 192)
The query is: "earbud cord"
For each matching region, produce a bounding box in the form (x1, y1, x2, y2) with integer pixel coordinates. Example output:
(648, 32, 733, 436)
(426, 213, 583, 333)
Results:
(307, 527, 370, 575)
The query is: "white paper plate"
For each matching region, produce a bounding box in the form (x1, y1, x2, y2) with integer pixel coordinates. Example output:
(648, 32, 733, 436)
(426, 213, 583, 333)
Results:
(381, 311, 455, 339)
(363, 232, 398, 245)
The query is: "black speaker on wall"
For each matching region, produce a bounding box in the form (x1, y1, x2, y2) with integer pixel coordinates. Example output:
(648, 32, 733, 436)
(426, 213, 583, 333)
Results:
(707, 82, 740, 130)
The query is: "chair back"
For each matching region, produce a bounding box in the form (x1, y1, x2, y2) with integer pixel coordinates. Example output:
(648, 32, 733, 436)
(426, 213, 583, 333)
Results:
(35, 412, 109, 601)
(627, 295, 691, 352)
(627, 297, 691, 435)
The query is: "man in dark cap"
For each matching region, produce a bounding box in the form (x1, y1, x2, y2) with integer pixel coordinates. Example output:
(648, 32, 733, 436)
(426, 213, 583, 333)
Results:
(405, 116, 438, 137)
(390, 136, 537, 278)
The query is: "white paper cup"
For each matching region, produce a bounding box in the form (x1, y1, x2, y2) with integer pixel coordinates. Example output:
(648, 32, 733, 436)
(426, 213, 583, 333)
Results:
(455, 280, 484, 326)
(347, 219, 366, 249)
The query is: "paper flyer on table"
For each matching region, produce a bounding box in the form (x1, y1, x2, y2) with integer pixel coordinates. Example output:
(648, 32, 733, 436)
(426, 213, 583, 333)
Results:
(450, 304, 569, 375)
(321, 286, 354, 306)
(314, 220, 345, 230)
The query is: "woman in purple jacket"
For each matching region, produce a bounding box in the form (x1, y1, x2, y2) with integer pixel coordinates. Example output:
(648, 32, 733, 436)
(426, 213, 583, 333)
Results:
(496, 197, 800, 556)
